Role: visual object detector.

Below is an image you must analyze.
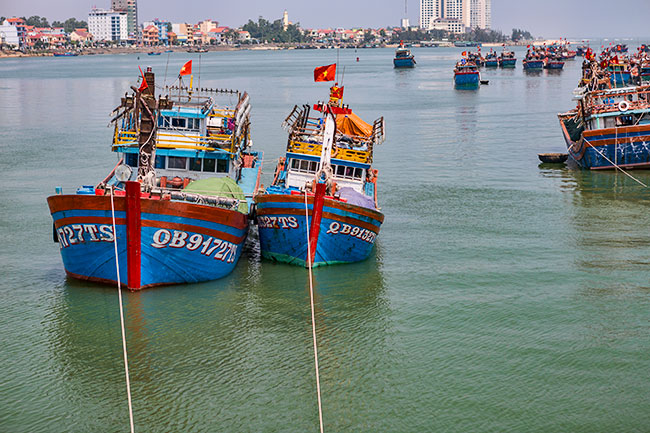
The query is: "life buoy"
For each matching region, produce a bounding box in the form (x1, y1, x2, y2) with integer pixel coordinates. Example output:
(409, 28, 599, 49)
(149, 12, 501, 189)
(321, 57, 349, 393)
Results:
(618, 100, 630, 111)
(168, 176, 184, 188)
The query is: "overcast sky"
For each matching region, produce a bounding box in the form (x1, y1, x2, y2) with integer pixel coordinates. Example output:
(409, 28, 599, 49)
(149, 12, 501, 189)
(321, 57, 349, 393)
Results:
(2, 0, 650, 38)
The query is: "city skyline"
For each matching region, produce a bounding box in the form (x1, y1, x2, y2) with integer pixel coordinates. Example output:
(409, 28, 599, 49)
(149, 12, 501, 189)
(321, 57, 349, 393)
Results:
(2, 0, 650, 38)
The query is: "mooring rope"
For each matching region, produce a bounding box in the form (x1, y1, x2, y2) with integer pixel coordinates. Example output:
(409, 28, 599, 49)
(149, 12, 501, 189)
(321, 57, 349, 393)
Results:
(304, 190, 324, 433)
(583, 137, 648, 187)
(110, 188, 135, 433)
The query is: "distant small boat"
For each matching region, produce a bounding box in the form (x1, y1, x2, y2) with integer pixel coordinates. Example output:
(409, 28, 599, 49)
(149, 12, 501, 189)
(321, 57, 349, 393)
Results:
(538, 153, 568, 163)
(53, 52, 78, 57)
(523, 56, 544, 70)
(454, 61, 480, 88)
(393, 43, 416, 68)
(544, 57, 565, 70)
(484, 52, 498, 67)
(147, 52, 162, 56)
(164, 49, 173, 53)
(498, 49, 517, 68)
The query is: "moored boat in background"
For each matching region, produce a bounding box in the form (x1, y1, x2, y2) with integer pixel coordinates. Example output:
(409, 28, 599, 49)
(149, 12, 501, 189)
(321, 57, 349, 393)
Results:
(393, 42, 416, 68)
(498, 49, 517, 68)
(454, 59, 480, 88)
(558, 84, 650, 169)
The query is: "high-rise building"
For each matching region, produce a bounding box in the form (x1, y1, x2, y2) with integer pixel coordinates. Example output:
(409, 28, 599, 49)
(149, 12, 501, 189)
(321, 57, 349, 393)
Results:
(420, 0, 490, 31)
(88, 8, 128, 41)
(419, 0, 444, 29)
(469, 0, 491, 29)
(111, 0, 138, 40)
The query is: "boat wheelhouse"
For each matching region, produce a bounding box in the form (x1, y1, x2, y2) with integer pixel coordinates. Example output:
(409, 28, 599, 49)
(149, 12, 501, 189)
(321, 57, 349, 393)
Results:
(498, 50, 517, 68)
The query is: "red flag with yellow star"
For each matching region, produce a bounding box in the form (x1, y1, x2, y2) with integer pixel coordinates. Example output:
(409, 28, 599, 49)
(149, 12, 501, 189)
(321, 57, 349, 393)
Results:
(314, 64, 336, 82)
(179, 60, 192, 76)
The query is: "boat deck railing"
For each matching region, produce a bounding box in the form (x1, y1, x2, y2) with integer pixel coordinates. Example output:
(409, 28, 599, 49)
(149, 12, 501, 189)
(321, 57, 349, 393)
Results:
(113, 129, 242, 153)
(288, 140, 372, 164)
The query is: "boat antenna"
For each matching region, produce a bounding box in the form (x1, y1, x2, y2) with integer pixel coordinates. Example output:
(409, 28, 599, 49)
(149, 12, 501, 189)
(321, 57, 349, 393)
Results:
(198, 54, 201, 96)
(336, 47, 340, 83)
(340, 66, 346, 86)
(163, 52, 170, 89)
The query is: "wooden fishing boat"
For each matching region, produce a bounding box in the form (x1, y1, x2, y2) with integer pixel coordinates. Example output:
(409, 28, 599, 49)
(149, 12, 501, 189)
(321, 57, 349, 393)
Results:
(454, 61, 480, 87)
(254, 83, 385, 267)
(393, 42, 416, 68)
(558, 84, 650, 169)
(538, 153, 568, 163)
(544, 56, 565, 70)
(53, 52, 78, 57)
(498, 49, 517, 68)
(47, 65, 262, 289)
(523, 52, 544, 70)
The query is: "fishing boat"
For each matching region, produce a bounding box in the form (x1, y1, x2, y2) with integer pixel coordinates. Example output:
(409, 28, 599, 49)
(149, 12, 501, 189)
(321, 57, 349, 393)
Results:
(47, 65, 262, 289)
(576, 45, 590, 56)
(393, 42, 416, 68)
(484, 51, 498, 67)
(53, 52, 78, 57)
(498, 49, 517, 68)
(467, 51, 484, 67)
(523, 51, 544, 70)
(640, 62, 650, 82)
(147, 51, 162, 56)
(544, 56, 565, 70)
(613, 43, 628, 54)
(558, 84, 650, 169)
(254, 83, 385, 267)
(454, 60, 480, 87)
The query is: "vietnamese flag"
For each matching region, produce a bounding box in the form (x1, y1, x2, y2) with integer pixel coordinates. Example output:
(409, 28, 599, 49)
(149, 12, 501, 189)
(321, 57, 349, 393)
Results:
(314, 64, 336, 82)
(462, 51, 467, 56)
(179, 60, 192, 76)
(138, 66, 148, 92)
(330, 85, 344, 99)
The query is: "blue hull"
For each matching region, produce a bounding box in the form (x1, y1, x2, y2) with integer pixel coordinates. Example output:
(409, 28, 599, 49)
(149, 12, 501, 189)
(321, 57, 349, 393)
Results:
(255, 194, 384, 267)
(454, 72, 480, 86)
(394, 58, 415, 68)
(499, 59, 516, 67)
(485, 60, 498, 67)
(561, 122, 650, 169)
(48, 195, 248, 288)
(523, 60, 544, 69)
(544, 62, 564, 70)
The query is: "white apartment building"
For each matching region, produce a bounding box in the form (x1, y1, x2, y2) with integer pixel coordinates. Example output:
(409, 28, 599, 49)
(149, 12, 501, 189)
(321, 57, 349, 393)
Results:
(420, 0, 490, 32)
(469, 0, 491, 29)
(88, 8, 128, 42)
(419, 0, 444, 29)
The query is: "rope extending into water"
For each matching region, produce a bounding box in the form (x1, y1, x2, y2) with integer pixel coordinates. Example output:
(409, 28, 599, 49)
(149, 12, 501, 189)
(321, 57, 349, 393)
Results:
(110, 188, 135, 433)
(304, 191, 324, 433)
(583, 137, 649, 187)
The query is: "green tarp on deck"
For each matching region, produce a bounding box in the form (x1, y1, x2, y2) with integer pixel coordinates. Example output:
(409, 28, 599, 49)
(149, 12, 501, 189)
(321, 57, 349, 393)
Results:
(185, 177, 248, 213)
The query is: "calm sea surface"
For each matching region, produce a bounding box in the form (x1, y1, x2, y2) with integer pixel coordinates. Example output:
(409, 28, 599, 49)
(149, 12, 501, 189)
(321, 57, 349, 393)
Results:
(1, 47, 649, 432)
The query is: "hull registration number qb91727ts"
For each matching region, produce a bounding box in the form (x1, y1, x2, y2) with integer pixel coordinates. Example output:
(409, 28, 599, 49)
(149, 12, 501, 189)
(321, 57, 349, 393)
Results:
(151, 229, 238, 263)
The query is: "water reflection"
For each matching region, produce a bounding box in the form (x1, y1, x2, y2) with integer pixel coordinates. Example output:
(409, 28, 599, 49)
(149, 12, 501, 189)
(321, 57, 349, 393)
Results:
(45, 241, 389, 431)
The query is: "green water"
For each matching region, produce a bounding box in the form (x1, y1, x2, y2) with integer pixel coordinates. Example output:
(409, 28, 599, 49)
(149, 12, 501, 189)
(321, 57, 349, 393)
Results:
(1, 48, 649, 432)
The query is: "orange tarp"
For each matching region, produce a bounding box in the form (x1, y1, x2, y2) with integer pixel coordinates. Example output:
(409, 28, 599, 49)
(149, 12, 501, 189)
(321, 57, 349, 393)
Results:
(335, 112, 372, 138)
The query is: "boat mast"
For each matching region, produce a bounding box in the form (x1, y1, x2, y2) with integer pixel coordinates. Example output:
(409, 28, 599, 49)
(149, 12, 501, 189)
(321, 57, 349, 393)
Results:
(136, 68, 157, 189)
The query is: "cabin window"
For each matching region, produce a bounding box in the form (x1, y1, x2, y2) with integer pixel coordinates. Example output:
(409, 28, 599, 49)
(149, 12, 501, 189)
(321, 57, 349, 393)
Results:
(154, 155, 166, 169)
(168, 156, 187, 169)
(217, 159, 229, 173)
(171, 117, 186, 128)
(187, 118, 200, 130)
(158, 116, 170, 127)
(125, 153, 138, 167)
(203, 158, 216, 172)
(333, 164, 364, 180)
(290, 158, 317, 173)
(189, 158, 202, 171)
